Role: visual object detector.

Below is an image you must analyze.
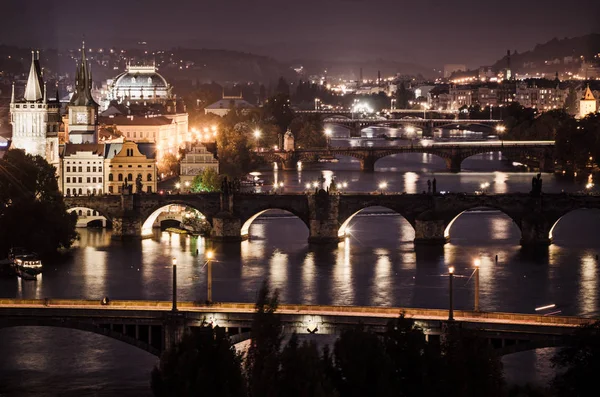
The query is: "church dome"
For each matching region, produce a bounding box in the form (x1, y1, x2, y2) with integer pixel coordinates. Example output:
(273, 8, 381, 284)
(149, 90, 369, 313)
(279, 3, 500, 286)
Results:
(108, 65, 171, 104)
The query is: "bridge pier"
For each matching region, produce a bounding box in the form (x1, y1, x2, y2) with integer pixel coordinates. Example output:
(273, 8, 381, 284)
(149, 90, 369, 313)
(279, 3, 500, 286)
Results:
(163, 312, 187, 351)
(307, 191, 342, 244)
(359, 156, 376, 172)
(211, 212, 243, 242)
(282, 157, 297, 171)
(112, 216, 143, 240)
(520, 217, 552, 246)
(445, 156, 462, 173)
(414, 219, 448, 245)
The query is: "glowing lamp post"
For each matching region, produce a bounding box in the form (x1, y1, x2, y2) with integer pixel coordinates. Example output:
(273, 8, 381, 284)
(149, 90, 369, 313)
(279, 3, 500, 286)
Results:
(254, 129, 261, 150)
(378, 182, 388, 194)
(474, 259, 480, 312)
(325, 128, 332, 149)
(448, 266, 455, 321)
(171, 257, 177, 312)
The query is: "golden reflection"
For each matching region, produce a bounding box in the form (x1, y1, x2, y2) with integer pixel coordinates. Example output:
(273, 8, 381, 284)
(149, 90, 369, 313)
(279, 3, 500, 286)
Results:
(322, 170, 334, 190)
(403, 172, 419, 194)
(490, 216, 510, 240)
(372, 249, 392, 305)
(302, 253, 316, 304)
(332, 238, 353, 306)
(269, 250, 289, 300)
(579, 255, 598, 315)
(82, 247, 107, 296)
(400, 218, 416, 242)
(493, 172, 508, 194)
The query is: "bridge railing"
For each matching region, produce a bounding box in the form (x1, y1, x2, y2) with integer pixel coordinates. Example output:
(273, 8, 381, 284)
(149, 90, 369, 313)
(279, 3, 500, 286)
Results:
(0, 299, 592, 327)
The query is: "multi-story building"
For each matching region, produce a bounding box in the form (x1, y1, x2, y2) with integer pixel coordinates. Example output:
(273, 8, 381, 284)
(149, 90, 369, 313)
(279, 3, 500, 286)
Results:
(515, 83, 567, 110)
(104, 141, 157, 194)
(105, 64, 172, 109)
(61, 144, 105, 196)
(179, 143, 219, 185)
(9, 51, 61, 169)
(579, 85, 597, 118)
(449, 85, 473, 110)
(67, 44, 99, 144)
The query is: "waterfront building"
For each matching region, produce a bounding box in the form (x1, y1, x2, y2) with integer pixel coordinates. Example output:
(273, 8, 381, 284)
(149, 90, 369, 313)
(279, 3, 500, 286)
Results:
(204, 94, 255, 116)
(104, 141, 157, 194)
(449, 85, 473, 110)
(179, 143, 219, 186)
(61, 144, 105, 196)
(516, 83, 566, 111)
(9, 51, 61, 168)
(579, 85, 597, 118)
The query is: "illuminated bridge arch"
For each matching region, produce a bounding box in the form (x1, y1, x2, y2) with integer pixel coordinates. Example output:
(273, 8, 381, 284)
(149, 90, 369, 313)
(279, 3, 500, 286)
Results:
(337, 205, 416, 239)
(141, 203, 212, 237)
(240, 208, 310, 239)
(443, 205, 522, 242)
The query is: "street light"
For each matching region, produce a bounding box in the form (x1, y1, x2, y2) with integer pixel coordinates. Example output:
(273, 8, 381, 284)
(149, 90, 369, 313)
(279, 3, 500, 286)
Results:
(325, 128, 332, 149)
(172, 257, 177, 312)
(448, 266, 455, 321)
(474, 259, 480, 312)
(315, 98, 321, 111)
(184, 181, 190, 192)
(175, 182, 181, 191)
(206, 250, 214, 303)
(495, 125, 506, 133)
(254, 129, 261, 150)
(378, 181, 388, 194)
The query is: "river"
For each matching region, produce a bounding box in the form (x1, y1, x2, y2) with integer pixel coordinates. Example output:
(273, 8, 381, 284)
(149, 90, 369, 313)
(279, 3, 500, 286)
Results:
(0, 127, 598, 395)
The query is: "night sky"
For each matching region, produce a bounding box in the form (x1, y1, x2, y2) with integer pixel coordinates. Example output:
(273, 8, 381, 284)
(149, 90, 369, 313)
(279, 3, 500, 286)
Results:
(2, 0, 599, 67)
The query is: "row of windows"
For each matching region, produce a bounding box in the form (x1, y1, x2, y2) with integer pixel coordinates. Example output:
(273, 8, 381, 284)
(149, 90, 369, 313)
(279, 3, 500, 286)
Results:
(108, 185, 152, 193)
(110, 164, 153, 168)
(125, 131, 157, 139)
(107, 173, 153, 182)
(66, 166, 103, 173)
(66, 188, 102, 196)
(66, 177, 103, 184)
(66, 161, 102, 165)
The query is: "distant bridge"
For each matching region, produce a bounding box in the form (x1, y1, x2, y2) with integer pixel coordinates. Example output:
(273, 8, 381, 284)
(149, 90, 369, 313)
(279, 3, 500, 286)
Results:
(257, 141, 555, 172)
(63, 191, 598, 246)
(0, 299, 591, 357)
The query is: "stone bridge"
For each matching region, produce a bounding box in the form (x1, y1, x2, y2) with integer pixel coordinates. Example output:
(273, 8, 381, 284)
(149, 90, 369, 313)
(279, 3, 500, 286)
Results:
(256, 142, 555, 172)
(0, 299, 591, 357)
(64, 191, 600, 246)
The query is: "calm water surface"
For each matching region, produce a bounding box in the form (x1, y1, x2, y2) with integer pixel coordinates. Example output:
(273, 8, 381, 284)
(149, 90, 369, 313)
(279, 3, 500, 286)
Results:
(1, 129, 598, 395)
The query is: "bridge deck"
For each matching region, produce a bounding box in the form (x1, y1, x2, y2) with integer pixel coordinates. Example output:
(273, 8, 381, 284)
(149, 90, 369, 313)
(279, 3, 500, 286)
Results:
(0, 299, 590, 328)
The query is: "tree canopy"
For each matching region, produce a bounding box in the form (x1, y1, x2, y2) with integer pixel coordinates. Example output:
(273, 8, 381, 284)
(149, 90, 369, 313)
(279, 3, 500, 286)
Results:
(0, 150, 77, 257)
(190, 168, 221, 193)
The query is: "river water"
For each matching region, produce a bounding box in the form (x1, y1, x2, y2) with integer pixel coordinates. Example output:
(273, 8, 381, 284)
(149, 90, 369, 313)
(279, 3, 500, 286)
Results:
(0, 127, 598, 395)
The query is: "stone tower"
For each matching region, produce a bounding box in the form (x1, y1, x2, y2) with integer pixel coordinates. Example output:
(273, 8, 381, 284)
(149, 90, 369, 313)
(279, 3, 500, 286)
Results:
(579, 85, 597, 118)
(68, 42, 99, 144)
(283, 129, 295, 152)
(10, 51, 61, 165)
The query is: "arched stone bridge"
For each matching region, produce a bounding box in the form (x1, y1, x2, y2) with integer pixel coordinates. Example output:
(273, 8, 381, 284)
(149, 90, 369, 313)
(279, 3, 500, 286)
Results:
(256, 142, 555, 172)
(0, 299, 592, 357)
(64, 191, 600, 246)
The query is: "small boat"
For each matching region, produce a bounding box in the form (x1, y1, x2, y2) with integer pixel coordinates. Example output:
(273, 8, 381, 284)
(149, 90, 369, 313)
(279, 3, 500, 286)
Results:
(9, 248, 43, 277)
(15, 267, 37, 281)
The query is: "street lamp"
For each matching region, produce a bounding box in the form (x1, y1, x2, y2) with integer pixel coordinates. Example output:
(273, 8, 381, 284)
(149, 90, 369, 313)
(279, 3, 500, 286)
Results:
(474, 259, 480, 312)
(315, 98, 320, 111)
(175, 182, 181, 191)
(391, 98, 396, 111)
(206, 250, 214, 303)
(378, 181, 388, 194)
(254, 129, 261, 150)
(184, 181, 190, 192)
(172, 257, 177, 312)
(495, 125, 506, 133)
(448, 266, 455, 321)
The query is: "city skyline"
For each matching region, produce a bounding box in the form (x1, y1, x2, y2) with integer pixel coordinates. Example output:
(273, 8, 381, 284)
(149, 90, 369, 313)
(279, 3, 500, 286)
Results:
(2, 0, 599, 68)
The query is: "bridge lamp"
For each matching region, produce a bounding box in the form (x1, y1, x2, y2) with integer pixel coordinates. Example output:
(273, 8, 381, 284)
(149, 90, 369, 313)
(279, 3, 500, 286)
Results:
(305, 183, 311, 190)
(254, 130, 261, 139)
(586, 182, 594, 190)
(172, 257, 178, 312)
(313, 182, 319, 188)
(175, 182, 181, 190)
(342, 182, 348, 189)
(405, 126, 416, 134)
(495, 125, 506, 133)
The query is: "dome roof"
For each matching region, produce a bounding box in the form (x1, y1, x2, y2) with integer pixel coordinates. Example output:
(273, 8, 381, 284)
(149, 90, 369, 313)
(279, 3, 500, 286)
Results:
(112, 65, 169, 91)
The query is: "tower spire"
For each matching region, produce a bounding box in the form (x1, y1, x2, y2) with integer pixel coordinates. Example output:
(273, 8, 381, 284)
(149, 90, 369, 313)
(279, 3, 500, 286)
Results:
(69, 41, 97, 107)
(23, 50, 44, 101)
(11, 82, 15, 104)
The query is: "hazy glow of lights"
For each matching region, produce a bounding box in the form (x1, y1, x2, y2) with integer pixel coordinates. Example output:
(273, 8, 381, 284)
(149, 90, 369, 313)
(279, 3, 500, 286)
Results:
(403, 172, 419, 194)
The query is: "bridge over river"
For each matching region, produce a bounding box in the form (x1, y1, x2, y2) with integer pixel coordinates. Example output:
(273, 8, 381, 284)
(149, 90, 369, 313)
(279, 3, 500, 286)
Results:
(64, 191, 599, 245)
(256, 141, 555, 172)
(0, 299, 591, 357)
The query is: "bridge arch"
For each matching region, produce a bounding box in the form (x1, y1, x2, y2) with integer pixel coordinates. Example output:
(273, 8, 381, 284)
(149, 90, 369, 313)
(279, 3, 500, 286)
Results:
(141, 204, 212, 237)
(0, 320, 160, 356)
(338, 205, 416, 239)
(549, 208, 600, 243)
(240, 208, 310, 239)
(443, 206, 522, 242)
(67, 206, 112, 228)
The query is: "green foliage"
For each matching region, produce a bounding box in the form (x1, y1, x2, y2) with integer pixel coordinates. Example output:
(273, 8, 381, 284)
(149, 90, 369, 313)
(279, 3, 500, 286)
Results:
(279, 333, 338, 397)
(440, 325, 505, 397)
(395, 82, 414, 109)
(264, 93, 295, 134)
(552, 320, 600, 397)
(0, 150, 77, 258)
(216, 124, 254, 177)
(290, 115, 327, 148)
(245, 281, 282, 397)
(151, 325, 246, 397)
(190, 168, 222, 193)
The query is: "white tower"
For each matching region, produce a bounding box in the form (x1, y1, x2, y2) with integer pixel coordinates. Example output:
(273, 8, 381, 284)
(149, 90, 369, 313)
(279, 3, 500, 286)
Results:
(68, 42, 99, 144)
(579, 85, 597, 118)
(10, 51, 61, 160)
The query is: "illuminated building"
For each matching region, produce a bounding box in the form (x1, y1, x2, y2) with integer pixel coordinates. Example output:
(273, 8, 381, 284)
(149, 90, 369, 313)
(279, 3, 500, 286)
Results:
(104, 141, 157, 194)
(106, 64, 171, 107)
(579, 85, 597, 118)
(67, 43, 99, 144)
(204, 94, 255, 117)
(9, 51, 61, 167)
(179, 143, 219, 186)
(61, 144, 105, 196)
